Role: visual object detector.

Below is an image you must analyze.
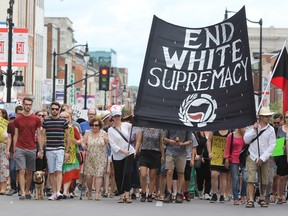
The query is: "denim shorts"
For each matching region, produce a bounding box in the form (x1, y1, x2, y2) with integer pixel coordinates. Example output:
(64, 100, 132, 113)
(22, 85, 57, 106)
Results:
(46, 150, 64, 173)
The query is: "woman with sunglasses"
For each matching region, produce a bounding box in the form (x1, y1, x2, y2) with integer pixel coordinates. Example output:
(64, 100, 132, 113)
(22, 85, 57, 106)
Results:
(82, 117, 108, 200)
(108, 105, 135, 203)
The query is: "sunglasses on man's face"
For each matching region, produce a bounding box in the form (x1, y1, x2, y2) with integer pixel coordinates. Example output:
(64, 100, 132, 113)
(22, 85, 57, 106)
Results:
(51, 108, 59, 111)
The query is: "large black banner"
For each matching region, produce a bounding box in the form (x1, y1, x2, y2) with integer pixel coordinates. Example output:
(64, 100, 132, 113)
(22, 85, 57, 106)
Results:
(134, 6, 256, 131)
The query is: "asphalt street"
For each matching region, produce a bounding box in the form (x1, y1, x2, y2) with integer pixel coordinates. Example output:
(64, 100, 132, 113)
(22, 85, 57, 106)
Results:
(1, 192, 287, 216)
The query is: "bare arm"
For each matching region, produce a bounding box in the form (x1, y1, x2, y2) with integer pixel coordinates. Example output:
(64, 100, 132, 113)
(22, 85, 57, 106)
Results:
(135, 131, 142, 156)
(6, 133, 12, 159)
(36, 127, 44, 159)
(206, 131, 213, 159)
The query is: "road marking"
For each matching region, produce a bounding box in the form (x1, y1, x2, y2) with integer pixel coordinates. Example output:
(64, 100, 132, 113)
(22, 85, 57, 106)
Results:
(156, 201, 163, 207)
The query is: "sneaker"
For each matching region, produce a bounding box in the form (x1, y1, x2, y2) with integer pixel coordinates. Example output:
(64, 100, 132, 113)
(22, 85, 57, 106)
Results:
(183, 192, 191, 202)
(219, 195, 225, 203)
(131, 193, 137, 200)
(163, 192, 173, 203)
(198, 191, 204, 200)
(147, 194, 153, 202)
(225, 195, 231, 202)
(175, 193, 184, 203)
(46, 186, 52, 197)
(6, 189, 17, 196)
(210, 193, 217, 203)
(140, 192, 146, 202)
(56, 192, 63, 200)
(204, 193, 211, 200)
(48, 193, 57, 201)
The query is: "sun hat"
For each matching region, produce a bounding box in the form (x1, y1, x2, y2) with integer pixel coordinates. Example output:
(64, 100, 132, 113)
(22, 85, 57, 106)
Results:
(100, 110, 111, 121)
(258, 107, 274, 116)
(110, 105, 124, 117)
(122, 107, 132, 120)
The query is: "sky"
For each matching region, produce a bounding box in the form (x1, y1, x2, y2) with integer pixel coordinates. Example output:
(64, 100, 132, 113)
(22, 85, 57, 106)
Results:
(45, 0, 288, 86)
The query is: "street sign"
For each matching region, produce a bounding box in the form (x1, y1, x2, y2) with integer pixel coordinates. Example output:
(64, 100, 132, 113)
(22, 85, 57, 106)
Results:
(69, 73, 75, 105)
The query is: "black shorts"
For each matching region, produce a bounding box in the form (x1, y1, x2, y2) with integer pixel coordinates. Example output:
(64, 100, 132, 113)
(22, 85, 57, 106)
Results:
(210, 165, 229, 173)
(139, 150, 161, 169)
(274, 155, 288, 176)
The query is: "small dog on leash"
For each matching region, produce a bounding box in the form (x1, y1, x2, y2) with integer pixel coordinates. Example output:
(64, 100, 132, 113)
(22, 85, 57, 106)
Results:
(33, 171, 45, 200)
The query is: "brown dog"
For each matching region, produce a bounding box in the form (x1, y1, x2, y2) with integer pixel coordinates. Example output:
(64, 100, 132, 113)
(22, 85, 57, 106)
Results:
(33, 171, 45, 200)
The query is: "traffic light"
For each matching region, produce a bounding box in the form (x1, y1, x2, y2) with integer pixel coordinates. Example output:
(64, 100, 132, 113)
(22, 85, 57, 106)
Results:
(99, 67, 110, 91)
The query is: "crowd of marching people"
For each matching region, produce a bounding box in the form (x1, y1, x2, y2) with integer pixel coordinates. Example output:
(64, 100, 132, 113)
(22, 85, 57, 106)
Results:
(0, 98, 287, 208)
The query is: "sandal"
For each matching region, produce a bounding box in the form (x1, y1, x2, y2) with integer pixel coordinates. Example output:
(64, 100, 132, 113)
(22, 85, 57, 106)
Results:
(258, 199, 268, 207)
(245, 200, 255, 208)
(269, 195, 276, 203)
(277, 198, 283, 204)
(126, 198, 132, 203)
(158, 195, 165, 201)
(118, 197, 125, 203)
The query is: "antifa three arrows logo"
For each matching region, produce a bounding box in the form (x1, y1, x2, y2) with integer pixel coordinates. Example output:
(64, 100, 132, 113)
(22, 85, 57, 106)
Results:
(178, 93, 217, 127)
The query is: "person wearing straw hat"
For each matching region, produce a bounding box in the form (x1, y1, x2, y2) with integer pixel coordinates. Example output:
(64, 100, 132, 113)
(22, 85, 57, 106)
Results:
(244, 107, 276, 208)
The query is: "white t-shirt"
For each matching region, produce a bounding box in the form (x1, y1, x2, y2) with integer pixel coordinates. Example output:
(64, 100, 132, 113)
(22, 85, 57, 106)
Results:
(108, 122, 135, 160)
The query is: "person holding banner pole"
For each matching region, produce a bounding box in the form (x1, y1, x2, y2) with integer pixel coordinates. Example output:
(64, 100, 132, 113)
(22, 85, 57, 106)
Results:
(108, 105, 135, 203)
(243, 107, 276, 208)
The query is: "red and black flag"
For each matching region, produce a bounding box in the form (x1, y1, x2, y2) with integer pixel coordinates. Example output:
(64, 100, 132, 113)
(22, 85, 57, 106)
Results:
(271, 47, 288, 113)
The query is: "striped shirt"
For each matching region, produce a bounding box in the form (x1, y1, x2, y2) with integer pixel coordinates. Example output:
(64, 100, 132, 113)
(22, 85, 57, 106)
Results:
(43, 117, 68, 151)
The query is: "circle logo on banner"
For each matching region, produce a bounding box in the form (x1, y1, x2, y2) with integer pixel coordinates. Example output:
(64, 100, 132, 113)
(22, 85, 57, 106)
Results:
(178, 93, 217, 127)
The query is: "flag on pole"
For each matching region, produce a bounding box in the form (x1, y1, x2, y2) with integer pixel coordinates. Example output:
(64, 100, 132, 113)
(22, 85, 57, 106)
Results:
(271, 47, 288, 113)
(134, 6, 256, 131)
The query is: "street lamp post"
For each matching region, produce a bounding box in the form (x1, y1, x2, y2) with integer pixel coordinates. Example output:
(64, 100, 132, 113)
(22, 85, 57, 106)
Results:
(52, 43, 89, 102)
(225, 9, 263, 106)
(83, 51, 90, 109)
(6, 0, 14, 103)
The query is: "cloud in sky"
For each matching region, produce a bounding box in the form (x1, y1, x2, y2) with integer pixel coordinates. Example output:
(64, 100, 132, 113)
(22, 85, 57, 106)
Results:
(45, 0, 288, 86)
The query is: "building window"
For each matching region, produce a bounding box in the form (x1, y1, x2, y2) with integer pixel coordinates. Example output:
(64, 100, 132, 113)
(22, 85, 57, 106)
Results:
(36, 0, 44, 9)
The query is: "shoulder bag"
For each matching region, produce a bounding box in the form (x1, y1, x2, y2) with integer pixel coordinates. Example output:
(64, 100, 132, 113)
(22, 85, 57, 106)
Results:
(239, 128, 267, 166)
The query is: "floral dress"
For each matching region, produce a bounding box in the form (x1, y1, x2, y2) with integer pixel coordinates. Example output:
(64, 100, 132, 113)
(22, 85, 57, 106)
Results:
(0, 132, 8, 182)
(84, 130, 108, 177)
(0, 144, 8, 182)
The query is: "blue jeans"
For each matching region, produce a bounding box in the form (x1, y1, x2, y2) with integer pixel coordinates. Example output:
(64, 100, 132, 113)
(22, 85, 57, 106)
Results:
(230, 163, 246, 200)
(9, 153, 17, 190)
